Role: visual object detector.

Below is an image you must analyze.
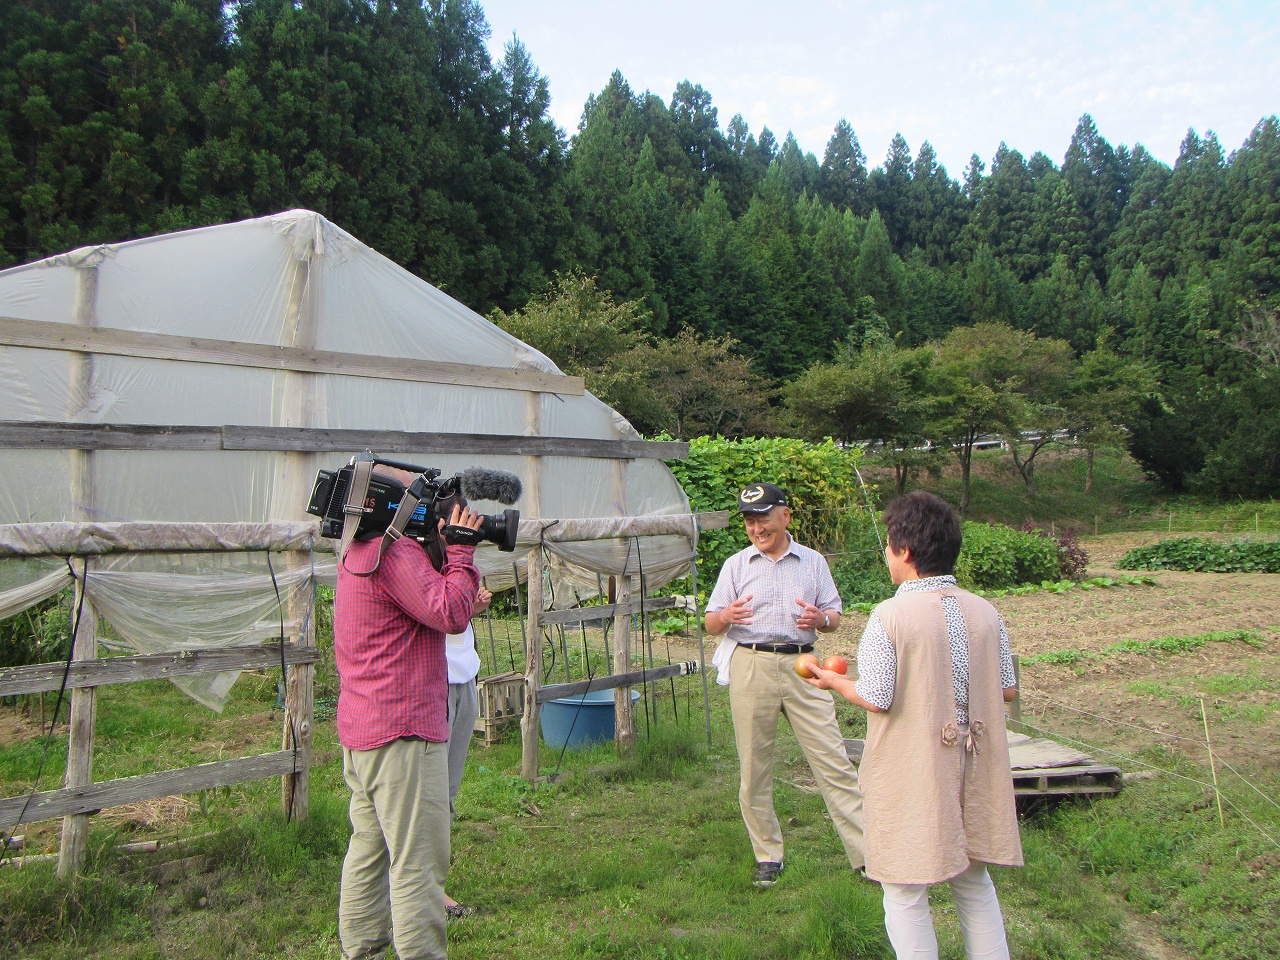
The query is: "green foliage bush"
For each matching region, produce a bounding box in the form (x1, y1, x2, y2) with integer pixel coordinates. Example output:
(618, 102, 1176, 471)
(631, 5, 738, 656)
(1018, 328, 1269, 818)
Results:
(829, 526, 895, 606)
(665, 436, 877, 590)
(955, 522, 1062, 591)
(0, 589, 73, 670)
(1117, 537, 1280, 573)
(667, 438, 1082, 601)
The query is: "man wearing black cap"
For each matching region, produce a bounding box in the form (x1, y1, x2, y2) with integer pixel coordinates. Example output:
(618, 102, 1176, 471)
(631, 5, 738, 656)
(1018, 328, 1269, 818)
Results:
(705, 483, 865, 888)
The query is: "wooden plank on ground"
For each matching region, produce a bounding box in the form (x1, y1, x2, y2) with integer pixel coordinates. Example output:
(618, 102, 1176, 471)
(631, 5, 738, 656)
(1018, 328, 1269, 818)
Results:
(0, 751, 301, 830)
(843, 738, 1124, 798)
(0, 644, 320, 697)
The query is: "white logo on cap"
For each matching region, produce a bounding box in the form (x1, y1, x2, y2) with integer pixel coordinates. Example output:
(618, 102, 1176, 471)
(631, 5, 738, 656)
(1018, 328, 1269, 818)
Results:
(741, 485, 765, 503)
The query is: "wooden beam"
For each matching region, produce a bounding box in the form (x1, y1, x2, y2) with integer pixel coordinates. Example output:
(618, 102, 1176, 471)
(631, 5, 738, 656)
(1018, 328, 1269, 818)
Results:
(0, 512, 724, 558)
(535, 662, 699, 704)
(0, 421, 688, 461)
(516, 512, 729, 544)
(535, 595, 683, 626)
(0, 520, 323, 557)
(0, 315, 584, 395)
(0, 751, 301, 830)
(220, 426, 688, 460)
(0, 644, 321, 698)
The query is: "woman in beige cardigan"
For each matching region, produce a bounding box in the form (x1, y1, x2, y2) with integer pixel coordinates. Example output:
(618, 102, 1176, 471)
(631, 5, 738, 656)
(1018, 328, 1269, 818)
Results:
(805, 491, 1022, 960)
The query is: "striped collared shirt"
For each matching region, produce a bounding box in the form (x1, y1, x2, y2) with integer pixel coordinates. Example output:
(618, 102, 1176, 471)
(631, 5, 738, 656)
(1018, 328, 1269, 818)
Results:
(707, 535, 842, 645)
(854, 575, 1015, 724)
(334, 536, 479, 750)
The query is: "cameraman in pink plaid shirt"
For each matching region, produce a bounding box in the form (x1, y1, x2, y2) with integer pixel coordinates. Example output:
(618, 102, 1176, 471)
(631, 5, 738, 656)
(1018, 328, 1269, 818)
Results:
(333, 466, 482, 960)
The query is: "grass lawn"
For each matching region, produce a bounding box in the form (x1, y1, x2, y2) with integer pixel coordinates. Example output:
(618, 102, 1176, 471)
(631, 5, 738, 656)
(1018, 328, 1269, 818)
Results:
(5, 644, 1276, 959)
(4, 452, 1279, 958)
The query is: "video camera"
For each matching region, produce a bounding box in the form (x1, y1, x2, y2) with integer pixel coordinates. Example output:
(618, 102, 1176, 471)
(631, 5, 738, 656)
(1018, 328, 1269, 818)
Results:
(307, 452, 521, 558)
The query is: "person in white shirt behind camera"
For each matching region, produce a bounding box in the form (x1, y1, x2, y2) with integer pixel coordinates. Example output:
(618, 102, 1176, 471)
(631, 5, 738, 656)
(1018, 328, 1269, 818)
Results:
(442, 586, 492, 919)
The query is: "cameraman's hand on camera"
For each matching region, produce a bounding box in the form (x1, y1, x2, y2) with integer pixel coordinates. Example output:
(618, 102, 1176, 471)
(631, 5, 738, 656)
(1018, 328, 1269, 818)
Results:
(439, 504, 485, 548)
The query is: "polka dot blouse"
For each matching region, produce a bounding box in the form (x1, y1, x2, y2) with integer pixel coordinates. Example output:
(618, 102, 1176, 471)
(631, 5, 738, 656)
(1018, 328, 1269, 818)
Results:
(854, 575, 1015, 725)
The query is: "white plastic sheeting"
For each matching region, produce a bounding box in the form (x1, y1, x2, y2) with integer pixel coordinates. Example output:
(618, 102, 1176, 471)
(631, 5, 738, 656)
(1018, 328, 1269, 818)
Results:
(0, 210, 696, 709)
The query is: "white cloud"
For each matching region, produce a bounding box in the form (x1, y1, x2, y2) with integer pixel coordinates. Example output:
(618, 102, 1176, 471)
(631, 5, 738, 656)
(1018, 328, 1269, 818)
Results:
(480, 0, 1280, 172)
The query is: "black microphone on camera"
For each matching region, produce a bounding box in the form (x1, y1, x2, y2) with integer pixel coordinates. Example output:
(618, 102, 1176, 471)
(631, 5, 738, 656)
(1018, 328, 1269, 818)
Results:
(439, 467, 522, 554)
(459, 467, 522, 505)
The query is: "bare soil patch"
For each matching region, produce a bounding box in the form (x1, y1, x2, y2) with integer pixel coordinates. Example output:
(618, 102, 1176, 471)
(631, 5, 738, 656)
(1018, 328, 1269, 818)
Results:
(671, 531, 1280, 774)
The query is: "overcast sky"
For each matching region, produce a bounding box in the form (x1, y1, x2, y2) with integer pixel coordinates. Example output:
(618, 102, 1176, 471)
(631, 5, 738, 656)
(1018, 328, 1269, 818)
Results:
(478, 0, 1279, 178)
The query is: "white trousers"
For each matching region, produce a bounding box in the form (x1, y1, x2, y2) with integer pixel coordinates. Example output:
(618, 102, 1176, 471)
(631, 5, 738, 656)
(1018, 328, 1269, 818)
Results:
(881, 860, 1010, 960)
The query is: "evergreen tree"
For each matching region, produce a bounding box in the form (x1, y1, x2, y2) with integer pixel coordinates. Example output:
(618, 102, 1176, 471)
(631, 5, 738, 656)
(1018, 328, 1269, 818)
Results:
(1166, 129, 1231, 274)
(1061, 114, 1125, 276)
(868, 133, 913, 249)
(777, 131, 819, 197)
(1225, 116, 1280, 302)
(959, 143, 1044, 280)
(0, 0, 232, 262)
(818, 119, 868, 214)
(902, 141, 965, 265)
(1106, 145, 1174, 280)
(854, 209, 902, 322)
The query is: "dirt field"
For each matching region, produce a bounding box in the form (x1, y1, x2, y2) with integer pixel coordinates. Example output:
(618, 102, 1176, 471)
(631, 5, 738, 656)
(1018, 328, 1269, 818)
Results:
(821, 532, 1280, 772)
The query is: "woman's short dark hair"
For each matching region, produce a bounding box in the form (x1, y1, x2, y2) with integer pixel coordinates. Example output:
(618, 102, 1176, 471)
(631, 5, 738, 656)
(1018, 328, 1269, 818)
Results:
(882, 491, 962, 576)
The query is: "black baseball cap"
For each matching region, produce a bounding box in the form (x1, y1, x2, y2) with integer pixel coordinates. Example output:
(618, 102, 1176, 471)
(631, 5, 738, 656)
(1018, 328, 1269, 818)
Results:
(737, 482, 789, 513)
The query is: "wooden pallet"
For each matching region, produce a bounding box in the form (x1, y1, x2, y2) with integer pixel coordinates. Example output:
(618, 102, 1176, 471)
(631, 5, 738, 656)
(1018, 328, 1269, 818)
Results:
(1012, 763, 1122, 797)
(474, 671, 525, 747)
(843, 738, 1123, 801)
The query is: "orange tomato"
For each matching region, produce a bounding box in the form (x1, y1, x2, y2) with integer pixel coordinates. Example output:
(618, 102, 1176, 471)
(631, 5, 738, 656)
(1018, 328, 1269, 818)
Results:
(822, 655, 848, 675)
(794, 652, 820, 678)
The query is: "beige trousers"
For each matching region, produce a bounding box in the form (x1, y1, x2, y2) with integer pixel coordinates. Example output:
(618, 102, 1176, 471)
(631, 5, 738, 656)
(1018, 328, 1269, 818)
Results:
(340, 738, 451, 960)
(729, 646, 865, 869)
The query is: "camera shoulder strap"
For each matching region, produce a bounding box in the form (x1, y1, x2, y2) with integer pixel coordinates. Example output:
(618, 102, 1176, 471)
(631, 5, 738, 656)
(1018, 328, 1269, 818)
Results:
(337, 458, 374, 566)
(341, 470, 430, 578)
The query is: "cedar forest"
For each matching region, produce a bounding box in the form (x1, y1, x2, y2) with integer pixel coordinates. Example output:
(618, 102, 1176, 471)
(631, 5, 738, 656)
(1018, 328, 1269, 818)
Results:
(2, 0, 1278, 505)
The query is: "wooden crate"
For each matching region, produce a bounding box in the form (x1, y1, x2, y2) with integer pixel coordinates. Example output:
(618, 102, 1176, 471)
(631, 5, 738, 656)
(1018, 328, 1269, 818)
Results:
(474, 671, 526, 747)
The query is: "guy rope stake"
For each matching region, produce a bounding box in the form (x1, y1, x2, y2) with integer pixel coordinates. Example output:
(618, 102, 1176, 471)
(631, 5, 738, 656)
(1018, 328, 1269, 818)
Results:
(1201, 698, 1226, 829)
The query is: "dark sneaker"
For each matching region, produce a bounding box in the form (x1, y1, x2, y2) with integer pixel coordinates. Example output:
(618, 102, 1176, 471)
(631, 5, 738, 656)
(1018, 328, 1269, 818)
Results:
(752, 861, 783, 887)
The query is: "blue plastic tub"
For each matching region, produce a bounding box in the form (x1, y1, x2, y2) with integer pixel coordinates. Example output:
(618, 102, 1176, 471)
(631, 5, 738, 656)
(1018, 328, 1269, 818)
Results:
(540, 688, 641, 750)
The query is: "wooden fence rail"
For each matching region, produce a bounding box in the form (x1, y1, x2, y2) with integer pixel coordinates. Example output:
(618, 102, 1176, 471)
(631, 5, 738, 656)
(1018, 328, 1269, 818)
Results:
(0, 521, 317, 879)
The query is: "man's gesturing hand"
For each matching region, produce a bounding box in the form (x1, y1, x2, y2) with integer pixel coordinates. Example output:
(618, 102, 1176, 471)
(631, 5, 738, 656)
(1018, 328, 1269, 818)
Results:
(721, 594, 754, 625)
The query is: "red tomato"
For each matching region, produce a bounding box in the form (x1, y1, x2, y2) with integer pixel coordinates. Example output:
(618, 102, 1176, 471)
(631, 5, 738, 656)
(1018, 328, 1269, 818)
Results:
(822, 655, 848, 675)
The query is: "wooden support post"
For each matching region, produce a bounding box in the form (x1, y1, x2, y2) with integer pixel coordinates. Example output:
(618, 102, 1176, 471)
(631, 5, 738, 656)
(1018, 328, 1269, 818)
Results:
(58, 257, 99, 879)
(520, 547, 545, 782)
(1007, 655, 1023, 735)
(276, 239, 317, 821)
(282, 556, 314, 820)
(57, 562, 97, 879)
(613, 575, 637, 751)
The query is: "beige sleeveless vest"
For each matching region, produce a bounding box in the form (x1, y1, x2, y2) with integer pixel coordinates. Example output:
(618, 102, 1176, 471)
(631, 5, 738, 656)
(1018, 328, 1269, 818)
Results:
(860, 586, 1023, 884)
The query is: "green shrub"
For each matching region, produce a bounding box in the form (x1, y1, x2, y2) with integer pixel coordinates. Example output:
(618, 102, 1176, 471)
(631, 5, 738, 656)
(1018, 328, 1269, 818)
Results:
(0, 588, 73, 670)
(665, 436, 874, 587)
(1117, 537, 1280, 573)
(955, 522, 1062, 591)
(828, 528, 895, 606)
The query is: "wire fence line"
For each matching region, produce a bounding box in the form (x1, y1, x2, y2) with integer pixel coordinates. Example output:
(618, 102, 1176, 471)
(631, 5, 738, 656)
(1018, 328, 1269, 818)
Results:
(1014, 701, 1280, 850)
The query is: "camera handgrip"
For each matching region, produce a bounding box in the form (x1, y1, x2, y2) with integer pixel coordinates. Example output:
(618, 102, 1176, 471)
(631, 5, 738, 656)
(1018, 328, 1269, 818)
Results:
(442, 524, 483, 546)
